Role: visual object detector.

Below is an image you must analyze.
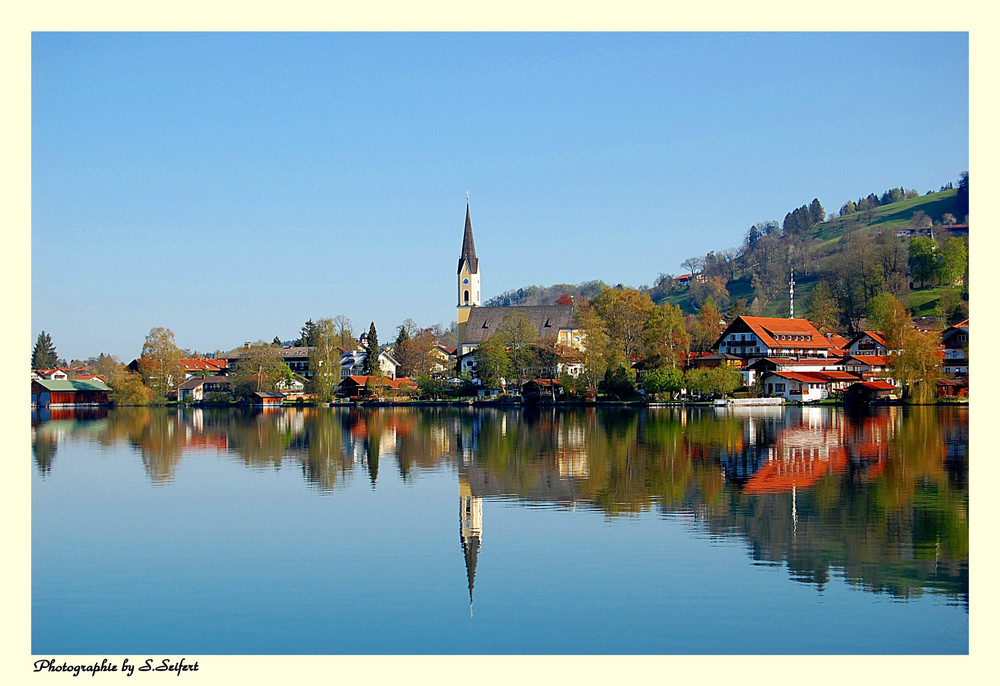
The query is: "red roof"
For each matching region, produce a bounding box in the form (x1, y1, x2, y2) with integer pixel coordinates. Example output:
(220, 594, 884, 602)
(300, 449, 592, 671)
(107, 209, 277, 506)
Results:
(768, 371, 860, 384)
(181, 358, 228, 371)
(856, 381, 896, 391)
(719, 316, 832, 352)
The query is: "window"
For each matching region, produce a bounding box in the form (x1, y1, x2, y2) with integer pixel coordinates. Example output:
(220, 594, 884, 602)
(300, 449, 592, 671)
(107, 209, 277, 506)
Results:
(464, 290, 470, 304)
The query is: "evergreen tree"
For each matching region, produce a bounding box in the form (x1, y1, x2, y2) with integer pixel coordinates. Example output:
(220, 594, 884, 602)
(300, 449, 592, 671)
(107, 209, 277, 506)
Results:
(31, 331, 58, 369)
(808, 198, 825, 225)
(362, 322, 380, 376)
(298, 319, 318, 347)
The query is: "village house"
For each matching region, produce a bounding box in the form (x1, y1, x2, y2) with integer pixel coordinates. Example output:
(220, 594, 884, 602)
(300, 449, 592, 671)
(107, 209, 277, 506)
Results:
(340, 348, 399, 380)
(760, 370, 862, 402)
(176, 375, 233, 402)
(847, 331, 890, 356)
(841, 354, 894, 385)
(713, 316, 836, 360)
(941, 319, 969, 376)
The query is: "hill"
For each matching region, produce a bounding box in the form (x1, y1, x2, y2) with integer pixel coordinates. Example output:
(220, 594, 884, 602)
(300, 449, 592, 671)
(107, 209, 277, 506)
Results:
(489, 177, 968, 333)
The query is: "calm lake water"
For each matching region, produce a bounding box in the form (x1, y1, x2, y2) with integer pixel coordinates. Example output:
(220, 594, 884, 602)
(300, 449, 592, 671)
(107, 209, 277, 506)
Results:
(31, 404, 968, 655)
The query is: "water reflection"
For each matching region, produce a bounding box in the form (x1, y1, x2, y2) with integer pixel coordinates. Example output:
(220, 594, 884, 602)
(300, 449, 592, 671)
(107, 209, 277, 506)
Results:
(32, 404, 968, 606)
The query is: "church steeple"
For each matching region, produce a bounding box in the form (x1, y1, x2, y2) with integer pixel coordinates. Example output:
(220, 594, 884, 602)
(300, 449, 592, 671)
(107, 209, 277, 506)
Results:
(457, 201, 479, 275)
(457, 199, 482, 311)
(459, 475, 482, 617)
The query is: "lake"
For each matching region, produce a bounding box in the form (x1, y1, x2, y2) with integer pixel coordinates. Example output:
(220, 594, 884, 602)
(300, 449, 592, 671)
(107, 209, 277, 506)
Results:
(31, 404, 968, 655)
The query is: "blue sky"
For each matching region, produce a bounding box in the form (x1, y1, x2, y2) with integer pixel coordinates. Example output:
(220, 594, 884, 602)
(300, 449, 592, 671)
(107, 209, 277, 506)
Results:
(31, 32, 969, 362)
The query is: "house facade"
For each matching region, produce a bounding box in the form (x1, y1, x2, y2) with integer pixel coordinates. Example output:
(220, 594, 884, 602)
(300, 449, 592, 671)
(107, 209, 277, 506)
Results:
(847, 331, 889, 357)
(713, 316, 835, 359)
(941, 319, 969, 376)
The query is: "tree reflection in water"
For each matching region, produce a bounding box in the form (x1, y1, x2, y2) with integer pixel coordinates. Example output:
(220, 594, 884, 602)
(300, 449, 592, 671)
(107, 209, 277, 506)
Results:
(32, 404, 968, 605)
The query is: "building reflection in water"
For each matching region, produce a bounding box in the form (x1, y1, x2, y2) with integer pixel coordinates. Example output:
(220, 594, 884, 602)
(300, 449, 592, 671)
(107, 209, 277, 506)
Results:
(32, 404, 968, 606)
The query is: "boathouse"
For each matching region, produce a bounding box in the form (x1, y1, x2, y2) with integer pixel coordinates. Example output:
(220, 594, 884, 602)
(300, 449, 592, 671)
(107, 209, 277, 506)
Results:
(32, 379, 110, 407)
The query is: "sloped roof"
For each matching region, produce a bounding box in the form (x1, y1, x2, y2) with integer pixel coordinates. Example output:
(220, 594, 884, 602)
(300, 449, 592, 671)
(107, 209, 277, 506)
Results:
(457, 203, 479, 275)
(177, 375, 230, 390)
(766, 371, 859, 384)
(461, 305, 575, 346)
(181, 358, 228, 371)
(33, 379, 110, 392)
(848, 331, 888, 348)
(844, 354, 890, 367)
(717, 316, 831, 351)
(854, 381, 896, 391)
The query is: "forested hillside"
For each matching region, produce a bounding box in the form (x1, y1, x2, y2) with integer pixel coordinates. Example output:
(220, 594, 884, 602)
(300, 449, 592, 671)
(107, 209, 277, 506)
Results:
(494, 173, 969, 335)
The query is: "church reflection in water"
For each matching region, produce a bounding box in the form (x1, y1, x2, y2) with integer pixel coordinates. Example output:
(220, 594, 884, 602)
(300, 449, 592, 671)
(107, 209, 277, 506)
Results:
(32, 404, 968, 606)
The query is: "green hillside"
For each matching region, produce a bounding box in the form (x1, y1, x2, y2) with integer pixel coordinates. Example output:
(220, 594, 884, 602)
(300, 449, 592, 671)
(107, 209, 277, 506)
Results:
(493, 180, 969, 332)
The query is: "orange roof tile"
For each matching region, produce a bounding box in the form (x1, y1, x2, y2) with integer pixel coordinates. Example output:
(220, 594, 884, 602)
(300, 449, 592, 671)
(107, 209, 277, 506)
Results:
(721, 316, 832, 352)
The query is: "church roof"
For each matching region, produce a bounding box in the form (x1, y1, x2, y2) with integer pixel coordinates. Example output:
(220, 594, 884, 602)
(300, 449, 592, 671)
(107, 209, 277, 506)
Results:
(460, 305, 576, 346)
(457, 202, 479, 275)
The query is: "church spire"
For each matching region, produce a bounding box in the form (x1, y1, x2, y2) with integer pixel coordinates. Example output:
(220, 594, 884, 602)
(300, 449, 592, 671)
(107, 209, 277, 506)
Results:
(458, 200, 479, 275)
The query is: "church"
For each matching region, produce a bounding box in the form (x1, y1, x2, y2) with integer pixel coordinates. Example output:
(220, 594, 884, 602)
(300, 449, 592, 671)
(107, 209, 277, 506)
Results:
(454, 202, 584, 376)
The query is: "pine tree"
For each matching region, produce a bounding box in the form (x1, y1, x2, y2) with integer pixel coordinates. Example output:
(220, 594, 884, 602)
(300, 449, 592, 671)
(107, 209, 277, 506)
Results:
(32, 331, 58, 369)
(362, 322, 380, 376)
(298, 319, 318, 347)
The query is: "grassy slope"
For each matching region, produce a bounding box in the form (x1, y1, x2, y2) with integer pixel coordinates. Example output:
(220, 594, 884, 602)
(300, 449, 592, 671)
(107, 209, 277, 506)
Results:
(503, 189, 965, 322)
(660, 189, 964, 319)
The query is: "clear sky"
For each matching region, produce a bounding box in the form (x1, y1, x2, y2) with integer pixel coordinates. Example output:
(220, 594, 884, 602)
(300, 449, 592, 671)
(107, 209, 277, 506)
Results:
(31, 32, 969, 362)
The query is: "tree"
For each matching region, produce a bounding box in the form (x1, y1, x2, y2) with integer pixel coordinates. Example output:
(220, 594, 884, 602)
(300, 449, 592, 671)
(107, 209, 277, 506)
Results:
(707, 365, 743, 397)
(230, 342, 291, 401)
(106, 367, 151, 406)
(688, 297, 723, 352)
(643, 303, 689, 369)
(875, 231, 909, 297)
(941, 213, 957, 226)
(140, 327, 185, 402)
(956, 171, 968, 221)
(31, 331, 59, 369)
(908, 237, 939, 287)
(332, 315, 355, 349)
(395, 331, 438, 379)
(642, 366, 684, 399)
(809, 199, 825, 226)
(298, 319, 318, 347)
(806, 282, 841, 332)
(308, 318, 342, 402)
(689, 275, 730, 309)
(272, 336, 283, 346)
(556, 293, 574, 306)
(910, 210, 932, 230)
(362, 322, 380, 376)
(939, 237, 968, 286)
(394, 318, 418, 349)
(496, 311, 539, 388)
(681, 256, 705, 277)
(865, 293, 909, 351)
(573, 299, 612, 393)
(472, 338, 511, 391)
(601, 365, 636, 400)
(890, 327, 942, 404)
(592, 287, 655, 365)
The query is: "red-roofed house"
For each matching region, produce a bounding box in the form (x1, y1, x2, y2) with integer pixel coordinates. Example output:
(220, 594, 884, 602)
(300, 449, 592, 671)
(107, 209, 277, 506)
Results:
(847, 331, 889, 356)
(841, 354, 893, 385)
(761, 370, 861, 401)
(713, 316, 835, 359)
(941, 319, 969, 376)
